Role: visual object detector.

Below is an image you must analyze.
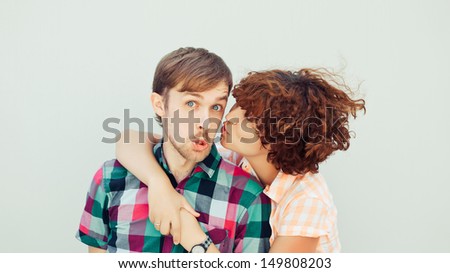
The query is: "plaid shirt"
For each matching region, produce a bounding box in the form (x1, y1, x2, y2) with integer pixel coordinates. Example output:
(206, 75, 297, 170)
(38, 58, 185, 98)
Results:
(76, 142, 271, 253)
(263, 171, 341, 252)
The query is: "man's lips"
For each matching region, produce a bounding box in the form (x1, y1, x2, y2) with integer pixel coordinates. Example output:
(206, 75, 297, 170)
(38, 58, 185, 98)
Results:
(193, 138, 207, 145)
(192, 138, 209, 151)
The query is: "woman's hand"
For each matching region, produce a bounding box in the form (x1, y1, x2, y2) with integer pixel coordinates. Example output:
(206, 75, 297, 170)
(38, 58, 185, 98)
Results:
(115, 129, 200, 244)
(148, 185, 200, 245)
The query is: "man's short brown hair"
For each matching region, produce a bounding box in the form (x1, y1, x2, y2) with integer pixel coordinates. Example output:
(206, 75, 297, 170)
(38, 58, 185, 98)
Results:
(152, 47, 233, 125)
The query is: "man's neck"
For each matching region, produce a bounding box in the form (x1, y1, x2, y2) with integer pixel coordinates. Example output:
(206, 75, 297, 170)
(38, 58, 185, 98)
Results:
(162, 142, 197, 183)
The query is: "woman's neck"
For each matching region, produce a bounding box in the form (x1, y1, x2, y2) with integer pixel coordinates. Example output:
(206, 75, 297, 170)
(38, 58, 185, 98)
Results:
(245, 153, 279, 186)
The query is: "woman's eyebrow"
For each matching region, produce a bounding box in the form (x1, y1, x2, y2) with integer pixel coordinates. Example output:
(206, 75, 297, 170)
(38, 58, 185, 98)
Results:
(230, 103, 238, 111)
(216, 95, 228, 102)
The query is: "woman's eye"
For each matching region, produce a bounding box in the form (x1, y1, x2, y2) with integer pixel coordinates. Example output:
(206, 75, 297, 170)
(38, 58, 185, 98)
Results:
(212, 105, 222, 111)
(186, 101, 196, 107)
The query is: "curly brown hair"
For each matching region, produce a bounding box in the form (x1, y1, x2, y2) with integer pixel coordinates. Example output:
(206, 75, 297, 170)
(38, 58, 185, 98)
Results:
(232, 68, 366, 175)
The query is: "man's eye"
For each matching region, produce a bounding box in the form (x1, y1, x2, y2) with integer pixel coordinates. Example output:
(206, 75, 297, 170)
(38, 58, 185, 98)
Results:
(186, 101, 196, 107)
(212, 105, 222, 111)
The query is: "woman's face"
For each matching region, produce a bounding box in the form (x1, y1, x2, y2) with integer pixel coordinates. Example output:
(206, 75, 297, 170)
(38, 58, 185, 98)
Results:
(220, 104, 266, 157)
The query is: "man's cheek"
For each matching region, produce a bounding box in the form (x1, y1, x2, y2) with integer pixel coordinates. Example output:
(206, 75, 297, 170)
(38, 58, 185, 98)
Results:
(176, 123, 192, 142)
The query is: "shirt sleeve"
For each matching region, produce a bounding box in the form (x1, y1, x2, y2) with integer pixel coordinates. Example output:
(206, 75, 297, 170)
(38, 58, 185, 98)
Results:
(278, 197, 329, 238)
(75, 166, 110, 250)
(234, 192, 272, 253)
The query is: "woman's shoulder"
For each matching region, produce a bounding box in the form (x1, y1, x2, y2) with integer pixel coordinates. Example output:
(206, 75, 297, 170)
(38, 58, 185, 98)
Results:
(282, 172, 335, 209)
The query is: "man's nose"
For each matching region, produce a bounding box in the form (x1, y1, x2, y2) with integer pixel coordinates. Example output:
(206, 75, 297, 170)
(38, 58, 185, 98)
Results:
(196, 108, 210, 130)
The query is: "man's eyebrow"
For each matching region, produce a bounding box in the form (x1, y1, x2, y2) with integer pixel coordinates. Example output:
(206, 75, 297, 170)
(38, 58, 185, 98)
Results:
(183, 92, 228, 102)
(183, 92, 204, 99)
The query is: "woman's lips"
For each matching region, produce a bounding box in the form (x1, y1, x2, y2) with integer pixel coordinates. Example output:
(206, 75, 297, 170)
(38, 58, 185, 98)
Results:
(221, 124, 229, 135)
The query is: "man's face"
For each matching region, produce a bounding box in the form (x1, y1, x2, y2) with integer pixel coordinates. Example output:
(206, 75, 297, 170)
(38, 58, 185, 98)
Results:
(160, 82, 229, 163)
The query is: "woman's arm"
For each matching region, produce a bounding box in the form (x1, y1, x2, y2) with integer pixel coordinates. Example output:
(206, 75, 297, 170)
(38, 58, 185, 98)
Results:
(179, 209, 220, 253)
(116, 130, 163, 185)
(269, 236, 319, 253)
(116, 130, 199, 245)
(88, 246, 107, 253)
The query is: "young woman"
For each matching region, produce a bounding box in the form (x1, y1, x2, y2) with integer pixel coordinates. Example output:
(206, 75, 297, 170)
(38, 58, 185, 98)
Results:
(116, 68, 365, 252)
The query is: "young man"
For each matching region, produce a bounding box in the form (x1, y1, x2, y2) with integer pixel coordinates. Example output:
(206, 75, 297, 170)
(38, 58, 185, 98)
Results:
(76, 47, 271, 253)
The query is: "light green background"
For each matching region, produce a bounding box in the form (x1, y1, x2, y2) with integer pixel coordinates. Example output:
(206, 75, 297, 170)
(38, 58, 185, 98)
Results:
(1, 0, 449, 252)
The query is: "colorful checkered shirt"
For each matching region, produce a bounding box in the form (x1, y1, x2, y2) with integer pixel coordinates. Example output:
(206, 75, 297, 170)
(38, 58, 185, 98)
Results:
(76, 142, 271, 253)
(220, 147, 341, 252)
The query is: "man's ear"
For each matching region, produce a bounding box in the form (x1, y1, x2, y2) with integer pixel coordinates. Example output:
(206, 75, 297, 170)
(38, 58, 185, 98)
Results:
(151, 93, 165, 117)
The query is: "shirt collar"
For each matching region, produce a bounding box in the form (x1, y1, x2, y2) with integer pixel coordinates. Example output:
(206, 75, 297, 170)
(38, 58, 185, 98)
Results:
(153, 140, 221, 179)
(263, 171, 301, 204)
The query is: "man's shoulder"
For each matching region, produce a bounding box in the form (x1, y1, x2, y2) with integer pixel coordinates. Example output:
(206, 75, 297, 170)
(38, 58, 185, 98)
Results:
(217, 159, 265, 196)
(97, 159, 137, 192)
(101, 159, 129, 178)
